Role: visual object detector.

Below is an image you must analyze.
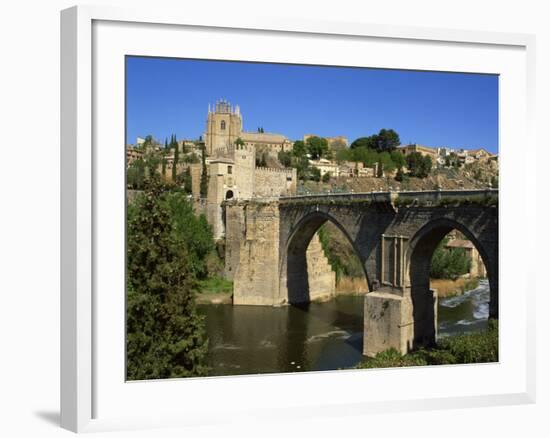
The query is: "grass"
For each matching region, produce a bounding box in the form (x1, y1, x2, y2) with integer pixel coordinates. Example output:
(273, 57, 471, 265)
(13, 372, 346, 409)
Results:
(460, 278, 480, 293)
(357, 319, 498, 369)
(197, 276, 233, 295)
(431, 277, 480, 297)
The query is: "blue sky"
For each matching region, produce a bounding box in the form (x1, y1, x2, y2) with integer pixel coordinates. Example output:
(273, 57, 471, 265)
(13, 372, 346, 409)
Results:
(126, 57, 498, 153)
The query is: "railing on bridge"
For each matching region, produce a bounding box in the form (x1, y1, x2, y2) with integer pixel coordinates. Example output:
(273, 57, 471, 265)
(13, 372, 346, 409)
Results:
(233, 188, 498, 205)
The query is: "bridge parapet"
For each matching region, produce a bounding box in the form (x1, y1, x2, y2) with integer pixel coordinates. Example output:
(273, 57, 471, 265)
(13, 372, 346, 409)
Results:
(271, 188, 498, 207)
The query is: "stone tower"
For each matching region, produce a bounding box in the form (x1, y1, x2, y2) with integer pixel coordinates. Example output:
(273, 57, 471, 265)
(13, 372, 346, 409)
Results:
(233, 141, 256, 199)
(204, 99, 243, 156)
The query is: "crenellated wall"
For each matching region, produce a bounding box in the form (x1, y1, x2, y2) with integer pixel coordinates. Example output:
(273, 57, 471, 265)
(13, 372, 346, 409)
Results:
(253, 166, 297, 198)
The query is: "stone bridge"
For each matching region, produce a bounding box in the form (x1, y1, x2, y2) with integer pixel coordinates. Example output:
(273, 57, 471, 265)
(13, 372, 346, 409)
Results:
(223, 189, 498, 356)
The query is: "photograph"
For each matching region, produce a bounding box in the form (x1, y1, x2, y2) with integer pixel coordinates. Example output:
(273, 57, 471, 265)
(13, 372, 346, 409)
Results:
(125, 56, 499, 380)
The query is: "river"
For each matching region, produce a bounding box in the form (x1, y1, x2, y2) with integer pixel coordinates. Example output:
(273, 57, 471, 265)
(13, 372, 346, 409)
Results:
(197, 279, 491, 376)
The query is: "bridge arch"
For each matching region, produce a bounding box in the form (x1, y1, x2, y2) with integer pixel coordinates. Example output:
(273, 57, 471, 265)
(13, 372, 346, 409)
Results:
(404, 217, 498, 347)
(281, 211, 368, 305)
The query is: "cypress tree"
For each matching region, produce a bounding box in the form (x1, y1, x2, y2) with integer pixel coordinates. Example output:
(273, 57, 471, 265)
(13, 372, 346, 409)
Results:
(172, 142, 179, 183)
(200, 143, 208, 198)
(126, 181, 209, 380)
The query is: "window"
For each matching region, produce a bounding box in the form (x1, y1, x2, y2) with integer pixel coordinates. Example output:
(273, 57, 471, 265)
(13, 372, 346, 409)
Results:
(228, 165, 233, 174)
(221, 120, 226, 130)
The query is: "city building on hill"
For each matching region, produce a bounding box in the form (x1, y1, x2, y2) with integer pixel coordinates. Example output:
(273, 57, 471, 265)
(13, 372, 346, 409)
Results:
(126, 145, 144, 165)
(200, 100, 297, 240)
(469, 148, 494, 160)
(309, 158, 339, 177)
(397, 143, 439, 161)
(204, 99, 293, 156)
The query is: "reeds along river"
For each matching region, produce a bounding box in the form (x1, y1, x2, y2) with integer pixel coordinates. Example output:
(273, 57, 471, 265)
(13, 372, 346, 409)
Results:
(197, 280, 491, 376)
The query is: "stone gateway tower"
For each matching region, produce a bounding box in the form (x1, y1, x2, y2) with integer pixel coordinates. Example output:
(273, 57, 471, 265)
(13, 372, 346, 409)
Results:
(204, 99, 243, 155)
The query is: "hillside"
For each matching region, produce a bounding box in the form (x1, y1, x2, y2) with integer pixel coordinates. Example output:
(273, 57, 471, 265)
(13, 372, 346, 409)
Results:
(301, 161, 498, 194)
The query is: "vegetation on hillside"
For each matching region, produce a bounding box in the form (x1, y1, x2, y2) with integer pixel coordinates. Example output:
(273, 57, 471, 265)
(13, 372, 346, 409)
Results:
(350, 129, 401, 152)
(317, 223, 366, 283)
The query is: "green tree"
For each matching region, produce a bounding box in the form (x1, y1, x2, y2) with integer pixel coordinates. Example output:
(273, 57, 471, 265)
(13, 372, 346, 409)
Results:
(379, 151, 396, 174)
(375, 129, 401, 152)
(295, 155, 310, 181)
(395, 167, 406, 182)
(406, 152, 432, 178)
(163, 191, 215, 279)
(144, 153, 160, 181)
(350, 136, 377, 150)
(351, 129, 401, 153)
(310, 166, 321, 182)
(390, 150, 406, 169)
(292, 140, 307, 157)
(234, 137, 245, 148)
(126, 182, 209, 380)
(183, 167, 192, 194)
(171, 135, 179, 183)
(278, 150, 292, 167)
(335, 148, 352, 163)
(143, 135, 154, 148)
(200, 143, 208, 197)
(430, 238, 471, 280)
(321, 172, 331, 183)
(127, 159, 146, 189)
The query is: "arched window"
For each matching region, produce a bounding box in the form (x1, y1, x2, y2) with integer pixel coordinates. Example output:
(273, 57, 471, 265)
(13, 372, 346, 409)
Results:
(221, 120, 226, 130)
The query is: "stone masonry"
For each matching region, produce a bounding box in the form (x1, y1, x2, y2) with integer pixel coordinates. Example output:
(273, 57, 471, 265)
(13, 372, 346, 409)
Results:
(225, 189, 498, 356)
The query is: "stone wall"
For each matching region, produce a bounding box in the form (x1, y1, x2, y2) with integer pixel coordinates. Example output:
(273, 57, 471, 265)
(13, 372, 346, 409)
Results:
(231, 202, 282, 305)
(254, 167, 296, 198)
(189, 163, 202, 200)
(305, 233, 336, 301)
(227, 201, 336, 305)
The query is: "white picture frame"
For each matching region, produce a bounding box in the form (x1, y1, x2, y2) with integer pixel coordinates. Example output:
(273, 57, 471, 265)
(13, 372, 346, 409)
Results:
(60, 4, 536, 433)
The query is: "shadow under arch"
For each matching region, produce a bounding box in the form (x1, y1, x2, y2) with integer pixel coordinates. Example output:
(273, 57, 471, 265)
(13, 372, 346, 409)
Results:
(405, 217, 497, 348)
(281, 210, 369, 305)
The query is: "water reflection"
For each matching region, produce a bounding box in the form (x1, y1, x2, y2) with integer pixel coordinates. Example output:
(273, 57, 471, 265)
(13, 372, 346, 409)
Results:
(197, 280, 491, 376)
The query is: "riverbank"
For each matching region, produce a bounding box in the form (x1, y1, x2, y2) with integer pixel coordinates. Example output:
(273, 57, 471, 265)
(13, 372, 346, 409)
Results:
(431, 277, 480, 297)
(336, 276, 369, 294)
(196, 277, 233, 304)
(357, 319, 498, 369)
(195, 276, 482, 304)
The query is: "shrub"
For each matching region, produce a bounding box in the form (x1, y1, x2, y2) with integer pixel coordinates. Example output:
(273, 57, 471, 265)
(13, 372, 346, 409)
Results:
(430, 239, 471, 280)
(357, 321, 498, 369)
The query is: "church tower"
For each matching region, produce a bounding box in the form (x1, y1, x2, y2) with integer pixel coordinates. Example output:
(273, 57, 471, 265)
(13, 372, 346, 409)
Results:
(204, 99, 243, 156)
